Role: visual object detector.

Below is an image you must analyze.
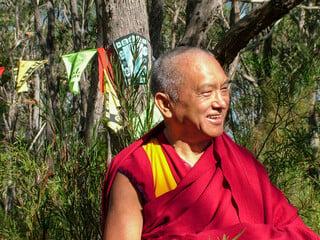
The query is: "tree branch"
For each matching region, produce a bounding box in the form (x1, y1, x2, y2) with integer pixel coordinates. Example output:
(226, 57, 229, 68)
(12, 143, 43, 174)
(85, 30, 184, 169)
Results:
(213, 0, 304, 66)
(299, 5, 320, 10)
(170, 1, 183, 49)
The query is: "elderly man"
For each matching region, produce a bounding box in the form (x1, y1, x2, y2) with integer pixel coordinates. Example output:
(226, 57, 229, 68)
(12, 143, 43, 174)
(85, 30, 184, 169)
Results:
(101, 47, 319, 239)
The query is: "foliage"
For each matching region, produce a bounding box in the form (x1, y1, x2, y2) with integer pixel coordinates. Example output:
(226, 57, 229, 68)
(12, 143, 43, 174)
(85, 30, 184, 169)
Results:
(229, 12, 320, 232)
(0, 126, 105, 239)
(0, 0, 319, 239)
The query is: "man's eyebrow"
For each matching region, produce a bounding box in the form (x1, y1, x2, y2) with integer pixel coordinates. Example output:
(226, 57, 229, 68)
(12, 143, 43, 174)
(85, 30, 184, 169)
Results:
(222, 79, 231, 85)
(198, 80, 231, 89)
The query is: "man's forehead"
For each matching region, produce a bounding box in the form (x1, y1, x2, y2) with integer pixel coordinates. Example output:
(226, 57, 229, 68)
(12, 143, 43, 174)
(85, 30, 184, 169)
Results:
(173, 51, 220, 69)
(173, 49, 212, 61)
(172, 51, 222, 73)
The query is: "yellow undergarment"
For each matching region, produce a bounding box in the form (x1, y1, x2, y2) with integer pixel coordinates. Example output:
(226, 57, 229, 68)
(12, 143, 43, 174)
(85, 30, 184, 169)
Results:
(143, 138, 177, 197)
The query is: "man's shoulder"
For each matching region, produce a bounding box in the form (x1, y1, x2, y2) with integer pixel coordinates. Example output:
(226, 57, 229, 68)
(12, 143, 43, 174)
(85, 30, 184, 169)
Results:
(111, 138, 145, 168)
(111, 123, 165, 166)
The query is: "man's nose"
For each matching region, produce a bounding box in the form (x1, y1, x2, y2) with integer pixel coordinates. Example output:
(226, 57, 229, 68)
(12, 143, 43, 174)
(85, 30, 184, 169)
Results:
(211, 91, 228, 109)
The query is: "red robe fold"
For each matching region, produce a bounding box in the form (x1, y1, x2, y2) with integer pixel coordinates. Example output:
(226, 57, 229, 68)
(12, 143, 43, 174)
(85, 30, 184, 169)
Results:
(101, 123, 319, 239)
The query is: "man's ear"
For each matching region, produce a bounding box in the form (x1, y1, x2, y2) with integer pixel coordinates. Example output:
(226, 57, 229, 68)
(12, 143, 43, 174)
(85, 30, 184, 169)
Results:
(154, 92, 173, 118)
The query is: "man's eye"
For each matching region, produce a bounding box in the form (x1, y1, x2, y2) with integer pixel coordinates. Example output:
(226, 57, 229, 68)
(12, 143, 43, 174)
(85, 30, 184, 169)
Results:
(221, 87, 229, 91)
(221, 84, 230, 92)
(201, 91, 212, 97)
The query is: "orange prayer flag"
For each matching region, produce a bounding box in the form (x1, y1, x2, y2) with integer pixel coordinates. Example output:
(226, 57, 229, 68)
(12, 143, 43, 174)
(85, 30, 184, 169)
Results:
(97, 48, 114, 93)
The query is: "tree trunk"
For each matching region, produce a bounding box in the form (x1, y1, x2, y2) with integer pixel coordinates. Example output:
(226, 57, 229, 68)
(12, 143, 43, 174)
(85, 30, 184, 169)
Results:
(227, 0, 241, 79)
(85, 0, 150, 143)
(180, 0, 223, 47)
(32, 1, 44, 134)
(70, 0, 82, 50)
(84, 0, 150, 143)
(148, 0, 164, 57)
(45, 0, 57, 118)
(70, 0, 89, 138)
(32, 0, 46, 57)
(84, 60, 105, 144)
(213, 0, 304, 66)
(102, 0, 150, 45)
(95, 0, 108, 48)
(44, 0, 56, 176)
(82, 0, 106, 143)
(32, 73, 41, 132)
(309, 89, 319, 165)
(83, 0, 107, 144)
(170, 1, 184, 49)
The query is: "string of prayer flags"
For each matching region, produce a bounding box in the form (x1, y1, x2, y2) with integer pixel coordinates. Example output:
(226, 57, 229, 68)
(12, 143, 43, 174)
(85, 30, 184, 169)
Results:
(104, 69, 122, 132)
(97, 48, 114, 93)
(62, 49, 97, 94)
(0, 67, 5, 77)
(16, 60, 47, 93)
(112, 33, 150, 85)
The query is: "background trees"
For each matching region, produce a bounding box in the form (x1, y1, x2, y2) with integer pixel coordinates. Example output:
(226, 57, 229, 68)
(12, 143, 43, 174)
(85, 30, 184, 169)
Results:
(0, 0, 319, 238)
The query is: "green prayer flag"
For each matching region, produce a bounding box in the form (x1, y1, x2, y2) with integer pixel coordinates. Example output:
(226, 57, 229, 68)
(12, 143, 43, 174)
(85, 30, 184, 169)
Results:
(62, 49, 97, 94)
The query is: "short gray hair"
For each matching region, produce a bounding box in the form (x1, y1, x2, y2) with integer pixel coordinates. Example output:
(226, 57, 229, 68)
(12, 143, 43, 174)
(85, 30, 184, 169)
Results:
(150, 47, 213, 102)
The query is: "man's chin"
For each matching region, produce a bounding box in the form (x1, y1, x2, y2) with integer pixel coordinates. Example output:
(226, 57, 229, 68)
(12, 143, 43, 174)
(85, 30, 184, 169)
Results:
(206, 128, 224, 138)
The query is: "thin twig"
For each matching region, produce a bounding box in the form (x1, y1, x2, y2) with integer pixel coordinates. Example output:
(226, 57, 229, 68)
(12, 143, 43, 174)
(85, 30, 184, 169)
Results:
(165, 4, 186, 25)
(29, 122, 47, 151)
(299, 5, 320, 10)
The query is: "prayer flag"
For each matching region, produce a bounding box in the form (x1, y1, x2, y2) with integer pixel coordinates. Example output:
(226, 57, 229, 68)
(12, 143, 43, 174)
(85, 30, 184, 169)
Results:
(104, 70, 122, 132)
(97, 48, 114, 93)
(62, 49, 97, 94)
(0, 67, 5, 77)
(112, 33, 150, 85)
(16, 60, 47, 93)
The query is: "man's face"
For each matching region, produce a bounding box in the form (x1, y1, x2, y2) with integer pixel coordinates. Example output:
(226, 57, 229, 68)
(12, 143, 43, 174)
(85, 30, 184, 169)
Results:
(169, 53, 230, 142)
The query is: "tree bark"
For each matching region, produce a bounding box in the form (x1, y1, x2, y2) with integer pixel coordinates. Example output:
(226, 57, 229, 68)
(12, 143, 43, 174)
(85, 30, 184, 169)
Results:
(309, 89, 319, 165)
(45, 0, 57, 114)
(82, 0, 107, 143)
(32, 0, 46, 57)
(70, 0, 89, 138)
(70, 0, 82, 51)
(170, 1, 184, 49)
(32, 0, 44, 134)
(213, 0, 304, 66)
(227, 0, 241, 79)
(85, 0, 150, 143)
(102, 0, 150, 45)
(83, 0, 107, 144)
(179, 0, 223, 47)
(95, 0, 108, 48)
(84, 59, 104, 144)
(148, 0, 164, 57)
(32, 73, 41, 132)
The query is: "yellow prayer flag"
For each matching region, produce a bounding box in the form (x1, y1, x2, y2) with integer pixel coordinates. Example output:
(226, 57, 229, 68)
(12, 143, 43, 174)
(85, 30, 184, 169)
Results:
(16, 60, 47, 93)
(104, 70, 122, 132)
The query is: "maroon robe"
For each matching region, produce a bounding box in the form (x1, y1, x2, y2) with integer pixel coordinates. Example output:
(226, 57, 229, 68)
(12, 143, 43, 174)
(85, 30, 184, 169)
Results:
(101, 123, 319, 239)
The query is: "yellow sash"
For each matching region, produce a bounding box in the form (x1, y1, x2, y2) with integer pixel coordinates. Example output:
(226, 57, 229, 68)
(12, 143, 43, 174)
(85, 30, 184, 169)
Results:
(143, 138, 177, 197)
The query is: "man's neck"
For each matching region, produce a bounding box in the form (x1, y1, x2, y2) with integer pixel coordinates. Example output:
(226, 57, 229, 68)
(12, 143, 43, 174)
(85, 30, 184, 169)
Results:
(163, 127, 211, 166)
